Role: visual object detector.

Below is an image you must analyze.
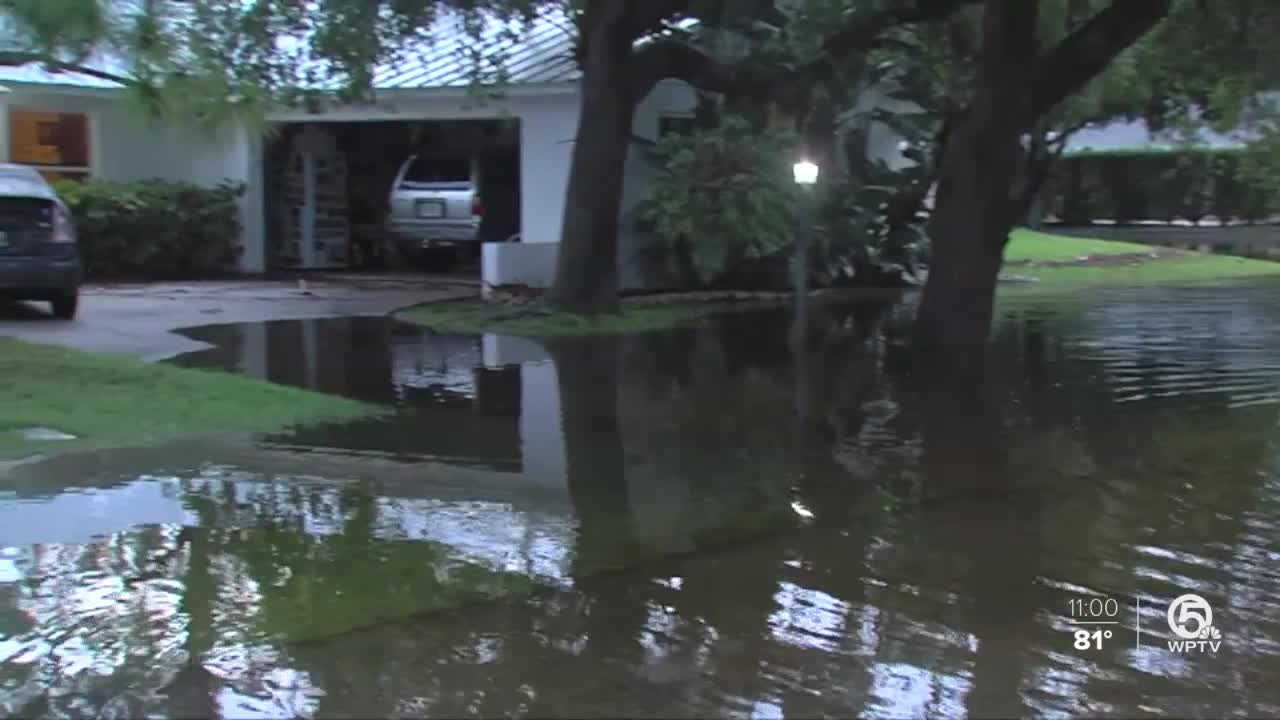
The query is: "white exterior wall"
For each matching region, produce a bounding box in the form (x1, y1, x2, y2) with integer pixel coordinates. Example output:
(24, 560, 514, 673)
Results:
(480, 90, 578, 291)
(482, 79, 697, 292)
(0, 79, 698, 282)
(844, 85, 924, 172)
(0, 85, 264, 272)
(619, 79, 697, 290)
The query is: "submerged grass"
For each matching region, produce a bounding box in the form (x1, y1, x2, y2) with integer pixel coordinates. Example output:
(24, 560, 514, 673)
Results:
(231, 527, 541, 644)
(0, 338, 377, 459)
(403, 229, 1280, 335)
(397, 298, 762, 336)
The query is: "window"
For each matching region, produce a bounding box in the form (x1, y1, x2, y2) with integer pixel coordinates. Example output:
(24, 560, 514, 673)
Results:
(8, 109, 91, 182)
(658, 115, 697, 138)
(404, 154, 472, 183)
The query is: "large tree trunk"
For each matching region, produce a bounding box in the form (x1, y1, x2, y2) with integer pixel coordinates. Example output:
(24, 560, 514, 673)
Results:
(916, 0, 1171, 351)
(916, 0, 1039, 351)
(545, 19, 637, 315)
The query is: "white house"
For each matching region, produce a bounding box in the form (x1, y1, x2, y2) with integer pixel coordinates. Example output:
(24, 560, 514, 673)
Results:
(0, 12, 702, 291)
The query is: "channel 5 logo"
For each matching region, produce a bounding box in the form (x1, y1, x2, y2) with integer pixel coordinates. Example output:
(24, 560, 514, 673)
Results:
(1166, 593, 1223, 653)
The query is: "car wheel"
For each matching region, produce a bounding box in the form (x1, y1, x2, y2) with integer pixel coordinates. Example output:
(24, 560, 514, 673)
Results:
(50, 292, 78, 320)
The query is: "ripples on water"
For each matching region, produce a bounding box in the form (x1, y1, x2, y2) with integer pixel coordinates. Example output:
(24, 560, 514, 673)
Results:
(4, 283, 1280, 717)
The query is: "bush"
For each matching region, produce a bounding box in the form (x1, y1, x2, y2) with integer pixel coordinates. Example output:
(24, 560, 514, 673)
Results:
(812, 151, 934, 287)
(53, 178, 245, 279)
(1046, 148, 1279, 225)
(644, 115, 798, 287)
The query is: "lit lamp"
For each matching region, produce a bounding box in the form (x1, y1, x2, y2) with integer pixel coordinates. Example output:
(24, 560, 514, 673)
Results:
(792, 160, 820, 186)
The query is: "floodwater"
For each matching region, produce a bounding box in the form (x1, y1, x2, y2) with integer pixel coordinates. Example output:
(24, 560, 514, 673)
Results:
(5, 284, 1280, 717)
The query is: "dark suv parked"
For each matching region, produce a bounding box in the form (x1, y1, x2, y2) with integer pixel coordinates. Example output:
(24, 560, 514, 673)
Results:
(0, 164, 80, 319)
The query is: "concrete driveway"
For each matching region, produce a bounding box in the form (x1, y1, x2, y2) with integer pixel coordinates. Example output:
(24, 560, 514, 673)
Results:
(0, 274, 477, 361)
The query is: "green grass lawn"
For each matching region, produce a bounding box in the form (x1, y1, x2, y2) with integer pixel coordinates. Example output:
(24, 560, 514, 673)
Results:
(0, 338, 378, 460)
(1001, 228, 1280, 292)
(1004, 228, 1153, 262)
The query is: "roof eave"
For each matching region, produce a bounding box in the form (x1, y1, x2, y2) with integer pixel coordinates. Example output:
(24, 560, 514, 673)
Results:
(267, 80, 579, 122)
(376, 79, 578, 97)
(0, 79, 126, 97)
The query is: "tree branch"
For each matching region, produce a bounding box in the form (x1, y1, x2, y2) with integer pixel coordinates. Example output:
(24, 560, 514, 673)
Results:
(815, 0, 984, 66)
(1030, 0, 1172, 118)
(626, 0, 693, 37)
(627, 38, 745, 102)
(629, 0, 983, 105)
(0, 51, 131, 85)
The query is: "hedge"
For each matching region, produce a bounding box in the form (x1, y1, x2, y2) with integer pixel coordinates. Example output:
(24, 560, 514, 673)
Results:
(53, 178, 245, 279)
(1047, 148, 1276, 225)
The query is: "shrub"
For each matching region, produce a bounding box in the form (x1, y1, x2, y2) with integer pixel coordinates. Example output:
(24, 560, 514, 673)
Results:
(1047, 147, 1280, 225)
(811, 157, 933, 287)
(53, 178, 245, 279)
(645, 115, 798, 287)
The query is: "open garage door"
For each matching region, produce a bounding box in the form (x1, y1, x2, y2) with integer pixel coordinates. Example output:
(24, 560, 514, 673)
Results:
(264, 118, 520, 280)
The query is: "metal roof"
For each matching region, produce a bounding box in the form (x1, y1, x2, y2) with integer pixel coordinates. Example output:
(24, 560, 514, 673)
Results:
(0, 62, 124, 89)
(0, 9, 577, 93)
(371, 10, 579, 90)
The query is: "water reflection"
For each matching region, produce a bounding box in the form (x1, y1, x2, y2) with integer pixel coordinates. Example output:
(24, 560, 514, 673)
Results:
(5, 283, 1280, 716)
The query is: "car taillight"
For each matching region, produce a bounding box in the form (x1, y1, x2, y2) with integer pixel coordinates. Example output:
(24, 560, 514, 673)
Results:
(51, 205, 75, 244)
(471, 197, 484, 217)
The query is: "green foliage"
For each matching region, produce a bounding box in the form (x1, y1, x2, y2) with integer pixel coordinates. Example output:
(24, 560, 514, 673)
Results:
(1048, 149, 1279, 225)
(0, 0, 109, 61)
(53, 178, 245, 279)
(0, 0, 563, 132)
(882, 1, 1151, 153)
(645, 116, 798, 286)
(1126, 0, 1280, 133)
(815, 106, 937, 285)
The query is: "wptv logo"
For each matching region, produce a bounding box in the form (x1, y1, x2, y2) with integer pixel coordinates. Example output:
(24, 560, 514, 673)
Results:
(1166, 593, 1223, 653)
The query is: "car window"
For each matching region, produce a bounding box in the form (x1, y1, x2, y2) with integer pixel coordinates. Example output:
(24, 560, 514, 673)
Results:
(404, 155, 472, 183)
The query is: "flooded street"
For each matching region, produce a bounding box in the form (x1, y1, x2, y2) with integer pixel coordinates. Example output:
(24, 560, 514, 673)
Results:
(5, 284, 1280, 717)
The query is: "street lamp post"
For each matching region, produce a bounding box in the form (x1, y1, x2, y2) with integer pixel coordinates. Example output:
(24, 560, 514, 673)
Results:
(788, 158, 819, 301)
(791, 160, 819, 340)
(791, 159, 819, 440)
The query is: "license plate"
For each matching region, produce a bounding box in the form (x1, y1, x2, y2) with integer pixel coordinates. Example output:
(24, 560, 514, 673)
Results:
(416, 201, 445, 219)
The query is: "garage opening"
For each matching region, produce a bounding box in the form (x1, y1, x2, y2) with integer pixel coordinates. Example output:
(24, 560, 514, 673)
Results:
(263, 118, 521, 278)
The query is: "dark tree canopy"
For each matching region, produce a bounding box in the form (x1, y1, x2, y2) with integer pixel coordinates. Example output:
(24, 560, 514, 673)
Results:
(5, 0, 1278, 341)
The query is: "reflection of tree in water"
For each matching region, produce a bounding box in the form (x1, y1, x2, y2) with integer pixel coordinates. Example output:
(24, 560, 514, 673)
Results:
(13, 290, 1280, 717)
(545, 306, 890, 581)
(0, 470, 553, 718)
(1, 525, 200, 717)
(288, 293, 1280, 716)
(180, 478, 541, 645)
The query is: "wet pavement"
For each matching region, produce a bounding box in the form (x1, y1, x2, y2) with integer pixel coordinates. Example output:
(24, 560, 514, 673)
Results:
(5, 282, 1280, 717)
(0, 274, 476, 361)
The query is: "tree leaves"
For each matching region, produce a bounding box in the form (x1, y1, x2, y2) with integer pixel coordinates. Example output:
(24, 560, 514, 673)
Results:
(645, 114, 799, 286)
(0, 0, 109, 62)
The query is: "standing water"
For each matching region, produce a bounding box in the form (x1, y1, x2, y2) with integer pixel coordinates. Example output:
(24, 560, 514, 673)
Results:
(3, 283, 1280, 717)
